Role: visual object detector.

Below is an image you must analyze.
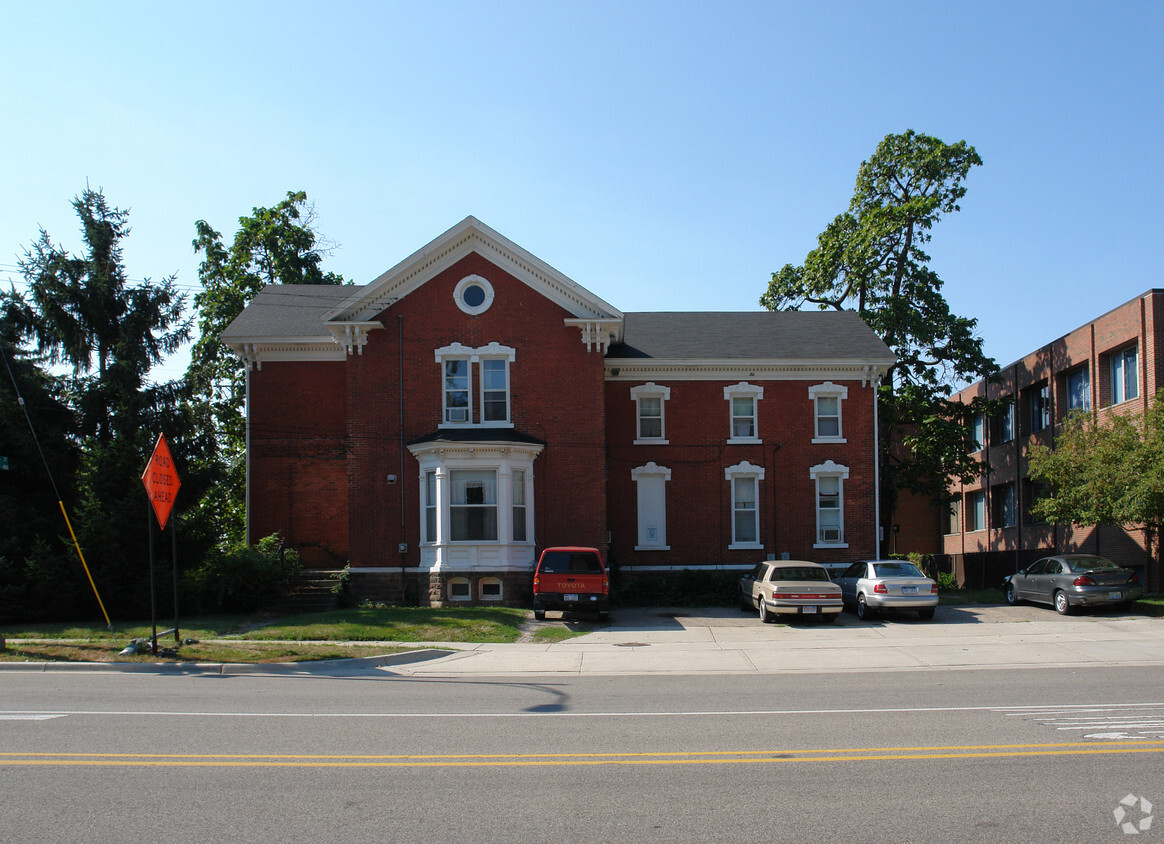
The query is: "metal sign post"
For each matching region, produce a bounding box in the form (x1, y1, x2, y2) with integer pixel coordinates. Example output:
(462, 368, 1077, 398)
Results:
(141, 433, 182, 651)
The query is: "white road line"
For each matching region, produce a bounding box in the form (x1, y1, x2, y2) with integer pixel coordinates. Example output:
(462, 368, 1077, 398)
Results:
(1, 702, 1163, 719)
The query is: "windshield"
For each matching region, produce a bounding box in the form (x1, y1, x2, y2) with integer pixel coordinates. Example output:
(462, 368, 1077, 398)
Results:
(872, 562, 924, 578)
(770, 567, 828, 582)
(538, 551, 603, 574)
(1064, 556, 1119, 573)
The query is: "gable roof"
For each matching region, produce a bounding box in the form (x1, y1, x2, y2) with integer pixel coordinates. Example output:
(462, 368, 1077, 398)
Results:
(322, 216, 622, 323)
(607, 311, 896, 366)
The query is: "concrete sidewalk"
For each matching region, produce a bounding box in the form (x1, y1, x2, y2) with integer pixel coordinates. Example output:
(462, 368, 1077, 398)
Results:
(381, 604, 1164, 677)
(3, 604, 1162, 676)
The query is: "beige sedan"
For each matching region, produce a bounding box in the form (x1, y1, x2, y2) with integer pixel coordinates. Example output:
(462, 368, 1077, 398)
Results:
(739, 560, 843, 623)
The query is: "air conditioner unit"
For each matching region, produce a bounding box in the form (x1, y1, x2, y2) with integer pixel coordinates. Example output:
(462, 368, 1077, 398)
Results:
(820, 528, 841, 543)
(447, 408, 469, 423)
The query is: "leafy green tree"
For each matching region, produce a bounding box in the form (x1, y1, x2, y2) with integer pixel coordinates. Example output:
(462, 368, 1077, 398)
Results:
(761, 131, 1000, 537)
(6, 188, 190, 618)
(1029, 395, 1164, 541)
(185, 191, 345, 545)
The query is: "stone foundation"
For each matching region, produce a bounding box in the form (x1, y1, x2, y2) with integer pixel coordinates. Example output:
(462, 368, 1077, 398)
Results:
(350, 569, 533, 608)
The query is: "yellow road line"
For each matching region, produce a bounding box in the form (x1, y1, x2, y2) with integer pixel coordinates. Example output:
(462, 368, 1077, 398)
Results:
(2, 742, 1163, 768)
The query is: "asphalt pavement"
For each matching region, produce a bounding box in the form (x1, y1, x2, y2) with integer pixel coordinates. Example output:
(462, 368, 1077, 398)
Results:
(3, 602, 1163, 677)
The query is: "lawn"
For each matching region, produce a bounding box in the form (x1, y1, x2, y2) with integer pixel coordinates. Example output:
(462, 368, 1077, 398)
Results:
(0, 606, 548, 664)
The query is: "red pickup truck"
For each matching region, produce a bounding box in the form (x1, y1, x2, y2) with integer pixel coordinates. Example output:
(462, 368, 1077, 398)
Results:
(532, 546, 610, 620)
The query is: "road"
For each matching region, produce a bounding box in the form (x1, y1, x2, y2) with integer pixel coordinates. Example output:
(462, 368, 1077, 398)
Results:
(2, 665, 1161, 842)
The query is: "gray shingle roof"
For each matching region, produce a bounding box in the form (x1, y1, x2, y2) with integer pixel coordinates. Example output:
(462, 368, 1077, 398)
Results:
(606, 311, 895, 363)
(221, 285, 359, 340)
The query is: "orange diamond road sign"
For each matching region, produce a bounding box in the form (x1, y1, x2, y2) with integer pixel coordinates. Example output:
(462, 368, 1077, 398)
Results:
(141, 433, 181, 529)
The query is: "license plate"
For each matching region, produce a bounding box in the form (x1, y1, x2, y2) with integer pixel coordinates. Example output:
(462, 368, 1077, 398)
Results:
(902, 586, 917, 595)
(802, 606, 817, 614)
(1108, 591, 1123, 600)
(564, 594, 579, 602)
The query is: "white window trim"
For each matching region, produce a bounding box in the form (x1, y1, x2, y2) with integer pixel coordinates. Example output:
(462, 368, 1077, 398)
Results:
(478, 577, 504, 602)
(454, 274, 495, 316)
(809, 460, 849, 549)
(435, 342, 516, 428)
(1110, 344, 1139, 405)
(631, 382, 670, 444)
(447, 577, 472, 602)
(724, 461, 765, 550)
(724, 382, 763, 444)
(809, 382, 847, 443)
(631, 462, 671, 550)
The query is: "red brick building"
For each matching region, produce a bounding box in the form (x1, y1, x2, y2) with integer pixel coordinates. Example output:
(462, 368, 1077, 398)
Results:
(942, 289, 1164, 592)
(223, 218, 895, 605)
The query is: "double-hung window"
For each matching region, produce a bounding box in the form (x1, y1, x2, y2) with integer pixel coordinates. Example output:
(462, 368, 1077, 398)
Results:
(725, 461, 764, 549)
(443, 358, 471, 423)
(724, 382, 763, 443)
(966, 490, 986, 531)
(992, 483, 1017, 528)
(1110, 345, 1138, 405)
(436, 342, 515, 426)
(971, 414, 985, 451)
(809, 382, 847, 442)
(631, 383, 670, 444)
(809, 460, 849, 547)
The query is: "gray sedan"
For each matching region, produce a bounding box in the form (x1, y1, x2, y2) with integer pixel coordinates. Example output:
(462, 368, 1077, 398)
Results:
(832, 560, 939, 620)
(1003, 554, 1143, 614)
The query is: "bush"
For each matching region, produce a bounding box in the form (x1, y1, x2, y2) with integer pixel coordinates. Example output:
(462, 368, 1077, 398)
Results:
(185, 533, 300, 613)
(611, 569, 739, 607)
(937, 571, 959, 591)
(331, 565, 357, 609)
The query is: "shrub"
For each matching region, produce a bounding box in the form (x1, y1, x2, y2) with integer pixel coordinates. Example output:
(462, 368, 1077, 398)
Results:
(185, 533, 300, 613)
(611, 569, 739, 607)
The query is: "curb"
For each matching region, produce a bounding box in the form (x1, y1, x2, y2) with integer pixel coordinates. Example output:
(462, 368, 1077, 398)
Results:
(0, 648, 451, 675)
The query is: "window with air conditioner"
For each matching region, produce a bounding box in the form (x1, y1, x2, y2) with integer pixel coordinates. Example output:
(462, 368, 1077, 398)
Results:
(810, 461, 849, 548)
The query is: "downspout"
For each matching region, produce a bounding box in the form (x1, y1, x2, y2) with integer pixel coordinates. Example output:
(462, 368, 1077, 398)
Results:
(873, 369, 881, 558)
(245, 361, 252, 547)
(398, 315, 411, 604)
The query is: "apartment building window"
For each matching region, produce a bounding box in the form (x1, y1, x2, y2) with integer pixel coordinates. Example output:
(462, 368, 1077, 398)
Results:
(810, 460, 849, 547)
(511, 470, 527, 543)
(992, 483, 1017, 528)
(1110, 345, 1138, 405)
(435, 342, 516, 426)
(1026, 383, 1050, 434)
(809, 382, 847, 442)
(945, 497, 961, 535)
(991, 401, 1014, 444)
(450, 470, 498, 541)
(966, 490, 986, 531)
(1023, 479, 1048, 525)
(725, 461, 765, 549)
(632, 462, 671, 550)
(631, 383, 670, 443)
(971, 414, 985, 451)
(1065, 367, 1090, 412)
(724, 382, 763, 443)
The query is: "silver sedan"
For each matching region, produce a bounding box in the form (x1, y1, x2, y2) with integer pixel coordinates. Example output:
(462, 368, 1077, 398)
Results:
(1002, 554, 1143, 614)
(832, 560, 939, 620)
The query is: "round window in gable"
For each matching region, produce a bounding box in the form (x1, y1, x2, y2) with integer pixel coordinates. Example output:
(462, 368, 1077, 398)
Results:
(454, 275, 495, 316)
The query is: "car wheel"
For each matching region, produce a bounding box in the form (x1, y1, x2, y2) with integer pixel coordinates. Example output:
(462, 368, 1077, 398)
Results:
(533, 602, 546, 621)
(918, 608, 935, 620)
(1054, 590, 1072, 615)
(597, 611, 610, 622)
(758, 600, 772, 624)
(856, 594, 874, 621)
(1005, 583, 1018, 606)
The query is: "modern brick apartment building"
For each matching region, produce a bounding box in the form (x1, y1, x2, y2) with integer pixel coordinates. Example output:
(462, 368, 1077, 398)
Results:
(942, 289, 1164, 592)
(222, 217, 895, 606)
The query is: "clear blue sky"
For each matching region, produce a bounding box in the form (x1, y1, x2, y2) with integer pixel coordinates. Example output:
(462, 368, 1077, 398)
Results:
(2, 1, 1160, 383)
